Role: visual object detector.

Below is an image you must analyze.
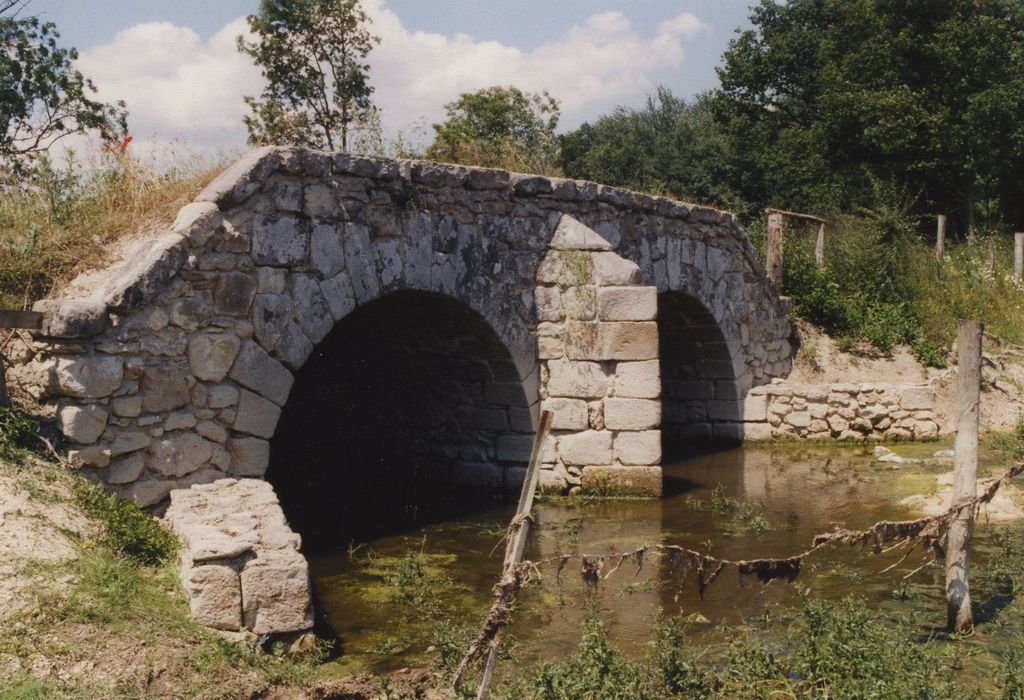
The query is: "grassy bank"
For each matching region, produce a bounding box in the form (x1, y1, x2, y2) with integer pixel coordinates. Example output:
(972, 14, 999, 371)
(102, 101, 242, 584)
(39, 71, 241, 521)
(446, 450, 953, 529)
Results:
(0, 153, 222, 309)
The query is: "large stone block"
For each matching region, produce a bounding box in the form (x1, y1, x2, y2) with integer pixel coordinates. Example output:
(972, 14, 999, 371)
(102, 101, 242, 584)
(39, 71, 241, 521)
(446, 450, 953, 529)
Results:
(603, 398, 661, 430)
(213, 272, 257, 316)
(591, 252, 641, 285)
(597, 287, 657, 321)
(900, 386, 935, 411)
(565, 322, 658, 361)
(188, 333, 241, 383)
(320, 271, 356, 321)
(234, 389, 282, 438)
(288, 273, 333, 344)
(184, 564, 242, 631)
(496, 434, 534, 462)
(149, 433, 214, 477)
(252, 214, 308, 266)
(541, 398, 589, 430)
(140, 364, 191, 413)
(558, 430, 613, 466)
(241, 559, 314, 634)
(228, 437, 271, 477)
(57, 404, 108, 444)
(546, 359, 608, 399)
(51, 356, 124, 399)
(309, 223, 345, 277)
(550, 215, 613, 251)
(612, 360, 660, 399)
(743, 394, 768, 422)
(614, 430, 661, 466)
(581, 465, 661, 497)
(229, 341, 294, 406)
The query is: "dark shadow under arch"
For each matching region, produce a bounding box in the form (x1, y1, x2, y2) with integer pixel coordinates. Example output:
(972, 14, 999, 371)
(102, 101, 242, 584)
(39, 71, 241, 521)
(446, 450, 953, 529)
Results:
(658, 291, 741, 461)
(267, 290, 533, 550)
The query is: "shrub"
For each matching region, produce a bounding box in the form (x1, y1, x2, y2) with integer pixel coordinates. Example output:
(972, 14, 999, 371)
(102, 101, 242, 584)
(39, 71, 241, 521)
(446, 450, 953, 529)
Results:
(0, 404, 39, 463)
(73, 480, 178, 565)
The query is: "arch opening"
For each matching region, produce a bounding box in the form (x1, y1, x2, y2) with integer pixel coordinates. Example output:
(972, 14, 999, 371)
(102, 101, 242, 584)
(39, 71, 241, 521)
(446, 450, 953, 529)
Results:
(657, 291, 741, 460)
(267, 290, 533, 550)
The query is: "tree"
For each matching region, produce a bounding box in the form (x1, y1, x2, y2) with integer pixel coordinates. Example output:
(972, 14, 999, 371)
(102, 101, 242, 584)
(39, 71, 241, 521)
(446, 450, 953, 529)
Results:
(427, 86, 560, 174)
(238, 0, 379, 152)
(0, 0, 127, 175)
(559, 88, 743, 210)
(713, 0, 1024, 230)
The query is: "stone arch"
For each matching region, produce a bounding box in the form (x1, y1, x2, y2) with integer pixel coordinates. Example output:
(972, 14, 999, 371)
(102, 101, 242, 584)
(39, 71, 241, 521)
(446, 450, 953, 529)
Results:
(17, 147, 791, 505)
(267, 289, 534, 545)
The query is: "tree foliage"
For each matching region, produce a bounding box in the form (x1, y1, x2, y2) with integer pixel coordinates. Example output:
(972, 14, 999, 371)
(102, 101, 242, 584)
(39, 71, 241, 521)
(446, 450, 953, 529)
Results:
(427, 85, 561, 174)
(0, 0, 127, 176)
(559, 88, 742, 210)
(238, 0, 379, 152)
(713, 0, 1024, 229)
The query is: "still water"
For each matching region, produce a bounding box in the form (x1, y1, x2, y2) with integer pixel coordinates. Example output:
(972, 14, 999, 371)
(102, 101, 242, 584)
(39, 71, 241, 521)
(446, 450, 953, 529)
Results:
(305, 442, 1012, 675)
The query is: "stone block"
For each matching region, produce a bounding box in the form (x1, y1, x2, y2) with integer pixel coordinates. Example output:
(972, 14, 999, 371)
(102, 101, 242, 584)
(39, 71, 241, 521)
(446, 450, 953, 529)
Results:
(558, 430, 613, 466)
(229, 341, 293, 407)
(451, 461, 504, 488)
(229, 437, 271, 477)
(172, 201, 222, 246)
(614, 431, 661, 466)
(309, 223, 345, 277)
(603, 398, 660, 430)
(109, 430, 151, 456)
(208, 384, 240, 409)
(707, 400, 741, 421)
(233, 389, 282, 438)
(612, 361, 660, 399)
(165, 411, 197, 431)
(170, 296, 212, 332)
(57, 404, 108, 444)
(51, 356, 124, 399)
(565, 322, 658, 361)
(67, 445, 110, 468)
(288, 273, 333, 344)
(303, 183, 344, 219)
(107, 452, 145, 484)
(213, 272, 257, 316)
(111, 395, 142, 418)
(535, 286, 562, 322)
(320, 271, 356, 321)
(188, 333, 241, 383)
(550, 215, 612, 251)
(485, 381, 527, 406)
(545, 359, 608, 399)
(742, 422, 773, 441)
(141, 364, 191, 413)
(496, 434, 534, 462)
(743, 394, 767, 422)
(184, 564, 242, 631)
(149, 433, 214, 477)
(581, 465, 661, 497)
(342, 223, 380, 304)
(591, 252, 641, 285)
(197, 420, 228, 443)
(252, 214, 307, 266)
(900, 386, 935, 411)
(123, 478, 176, 507)
(597, 287, 657, 321)
(541, 398, 589, 430)
(241, 559, 314, 634)
(785, 411, 812, 428)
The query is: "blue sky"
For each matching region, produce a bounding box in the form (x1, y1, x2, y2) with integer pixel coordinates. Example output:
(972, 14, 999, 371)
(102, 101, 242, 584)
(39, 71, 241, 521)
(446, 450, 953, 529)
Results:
(26, 1, 756, 159)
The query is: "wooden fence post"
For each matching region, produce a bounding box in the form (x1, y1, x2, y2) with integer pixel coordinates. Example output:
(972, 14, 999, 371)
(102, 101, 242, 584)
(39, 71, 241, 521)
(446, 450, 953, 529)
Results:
(936, 215, 946, 263)
(1014, 232, 1023, 282)
(987, 239, 996, 279)
(766, 211, 785, 289)
(946, 319, 982, 634)
(814, 222, 826, 269)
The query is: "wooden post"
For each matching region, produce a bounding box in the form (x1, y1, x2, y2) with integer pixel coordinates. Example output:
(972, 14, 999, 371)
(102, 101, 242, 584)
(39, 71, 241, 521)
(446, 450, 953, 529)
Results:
(936, 215, 946, 262)
(814, 222, 826, 269)
(987, 238, 996, 279)
(1014, 232, 1023, 282)
(946, 319, 982, 634)
(766, 211, 785, 289)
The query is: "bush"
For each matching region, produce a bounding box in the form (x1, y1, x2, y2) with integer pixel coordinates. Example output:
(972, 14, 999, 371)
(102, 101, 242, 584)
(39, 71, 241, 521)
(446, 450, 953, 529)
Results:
(73, 480, 178, 565)
(0, 404, 39, 463)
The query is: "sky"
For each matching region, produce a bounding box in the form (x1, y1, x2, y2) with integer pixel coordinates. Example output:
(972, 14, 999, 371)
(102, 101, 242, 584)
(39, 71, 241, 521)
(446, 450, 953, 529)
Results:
(26, 0, 756, 162)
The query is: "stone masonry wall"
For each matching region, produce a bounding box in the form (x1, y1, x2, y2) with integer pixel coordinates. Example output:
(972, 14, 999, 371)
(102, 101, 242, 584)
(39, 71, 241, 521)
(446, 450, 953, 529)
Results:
(742, 382, 939, 441)
(10, 147, 792, 505)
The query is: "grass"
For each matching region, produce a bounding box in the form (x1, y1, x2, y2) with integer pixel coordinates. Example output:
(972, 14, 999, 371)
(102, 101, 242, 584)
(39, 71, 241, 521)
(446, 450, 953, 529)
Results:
(0, 151, 222, 308)
(71, 479, 178, 566)
(685, 483, 772, 535)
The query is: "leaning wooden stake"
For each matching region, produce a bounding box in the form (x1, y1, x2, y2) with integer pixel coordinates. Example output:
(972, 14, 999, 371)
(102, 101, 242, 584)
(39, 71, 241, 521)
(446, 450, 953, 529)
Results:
(947, 319, 982, 633)
(452, 409, 553, 699)
(814, 222, 826, 269)
(766, 211, 785, 289)
(1014, 232, 1023, 282)
(936, 215, 947, 263)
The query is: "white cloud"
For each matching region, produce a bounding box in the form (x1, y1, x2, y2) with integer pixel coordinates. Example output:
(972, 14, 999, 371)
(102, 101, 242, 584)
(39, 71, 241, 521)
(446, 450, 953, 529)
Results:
(74, 3, 710, 158)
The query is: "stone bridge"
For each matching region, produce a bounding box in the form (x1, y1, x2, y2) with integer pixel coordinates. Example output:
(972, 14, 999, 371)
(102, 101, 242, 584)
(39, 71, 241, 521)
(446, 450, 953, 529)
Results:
(16, 147, 792, 523)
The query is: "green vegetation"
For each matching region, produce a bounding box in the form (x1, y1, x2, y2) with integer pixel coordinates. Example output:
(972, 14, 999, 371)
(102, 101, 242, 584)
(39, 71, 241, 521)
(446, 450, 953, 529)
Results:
(0, 404, 38, 463)
(685, 483, 771, 535)
(427, 85, 562, 176)
(72, 479, 178, 566)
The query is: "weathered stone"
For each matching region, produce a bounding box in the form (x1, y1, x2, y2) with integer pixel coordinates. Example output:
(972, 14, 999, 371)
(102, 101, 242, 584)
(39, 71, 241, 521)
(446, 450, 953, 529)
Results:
(614, 430, 661, 465)
(107, 452, 146, 484)
(184, 564, 242, 631)
(233, 389, 281, 438)
(558, 430, 613, 466)
(33, 298, 108, 338)
(597, 287, 657, 321)
(123, 478, 176, 507)
(149, 433, 214, 477)
(550, 215, 612, 251)
(252, 214, 307, 266)
(110, 395, 142, 418)
(169, 297, 212, 332)
(743, 395, 768, 422)
(900, 386, 935, 411)
(582, 465, 661, 497)
(342, 223, 379, 304)
(320, 271, 356, 321)
(229, 341, 294, 406)
(208, 384, 239, 409)
(288, 273, 333, 343)
(187, 333, 241, 382)
(109, 431, 151, 456)
(140, 364, 191, 413)
(785, 411, 812, 428)
(496, 434, 534, 462)
(57, 404, 108, 444)
(603, 398, 660, 431)
(541, 398, 589, 430)
(196, 420, 227, 443)
(67, 445, 110, 468)
(303, 183, 343, 219)
(51, 356, 124, 399)
(241, 561, 314, 634)
(213, 272, 257, 316)
(591, 252, 641, 286)
(535, 286, 563, 322)
(565, 322, 659, 361)
(546, 359, 608, 398)
(612, 360, 660, 399)
(229, 437, 271, 476)
(309, 223, 345, 277)
(173, 201, 222, 246)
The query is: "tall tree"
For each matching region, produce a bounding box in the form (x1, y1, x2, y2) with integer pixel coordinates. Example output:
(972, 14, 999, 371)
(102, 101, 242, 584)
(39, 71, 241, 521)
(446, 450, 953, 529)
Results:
(714, 0, 1024, 230)
(427, 85, 561, 175)
(238, 0, 379, 152)
(559, 88, 742, 211)
(0, 0, 127, 175)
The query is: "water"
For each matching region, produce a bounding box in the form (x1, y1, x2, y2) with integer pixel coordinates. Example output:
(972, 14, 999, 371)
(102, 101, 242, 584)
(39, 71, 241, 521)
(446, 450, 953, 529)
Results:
(304, 442, 1018, 676)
